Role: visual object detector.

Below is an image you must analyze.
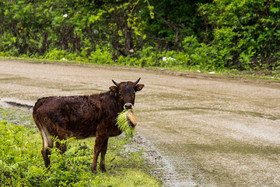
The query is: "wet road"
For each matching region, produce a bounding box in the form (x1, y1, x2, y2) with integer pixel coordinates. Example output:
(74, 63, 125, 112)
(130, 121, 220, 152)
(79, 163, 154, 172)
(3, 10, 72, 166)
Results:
(1, 59, 280, 186)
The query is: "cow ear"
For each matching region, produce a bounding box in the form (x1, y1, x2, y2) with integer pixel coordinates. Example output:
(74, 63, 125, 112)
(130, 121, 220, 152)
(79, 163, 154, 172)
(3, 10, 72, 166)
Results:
(109, 86, 118, 93)
(135, 84, 144, 92)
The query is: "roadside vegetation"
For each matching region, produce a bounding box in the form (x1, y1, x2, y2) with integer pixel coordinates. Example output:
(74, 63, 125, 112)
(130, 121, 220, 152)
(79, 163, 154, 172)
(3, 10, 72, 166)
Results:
(0, 108, 161, 186)
(0, 0, 279, 78)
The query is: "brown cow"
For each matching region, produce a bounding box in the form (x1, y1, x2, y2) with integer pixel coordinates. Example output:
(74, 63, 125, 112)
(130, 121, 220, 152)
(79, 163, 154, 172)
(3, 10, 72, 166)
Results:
(33, 78, 144, 173)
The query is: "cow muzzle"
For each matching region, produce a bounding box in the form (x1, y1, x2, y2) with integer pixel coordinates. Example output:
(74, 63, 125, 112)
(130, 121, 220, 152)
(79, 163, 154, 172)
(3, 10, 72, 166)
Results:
(124, 103, 133, 110)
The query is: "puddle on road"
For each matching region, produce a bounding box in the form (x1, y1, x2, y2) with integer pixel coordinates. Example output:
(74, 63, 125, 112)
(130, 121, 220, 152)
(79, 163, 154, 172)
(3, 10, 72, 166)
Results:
(0, 98, 33, 109)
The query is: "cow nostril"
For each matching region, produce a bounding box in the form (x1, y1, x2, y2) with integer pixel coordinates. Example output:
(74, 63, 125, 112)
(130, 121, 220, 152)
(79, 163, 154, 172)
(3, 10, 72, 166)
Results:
(124, 103, 133, 110)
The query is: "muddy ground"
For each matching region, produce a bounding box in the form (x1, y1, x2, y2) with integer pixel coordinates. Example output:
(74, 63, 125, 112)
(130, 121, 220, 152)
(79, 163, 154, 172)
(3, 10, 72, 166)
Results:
(0, 59, 280, 186)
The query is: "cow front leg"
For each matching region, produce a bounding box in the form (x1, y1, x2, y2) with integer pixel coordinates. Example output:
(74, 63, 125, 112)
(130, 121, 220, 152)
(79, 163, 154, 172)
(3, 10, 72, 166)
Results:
(91, 135, 107, 173)
(100, 138, 108, 172)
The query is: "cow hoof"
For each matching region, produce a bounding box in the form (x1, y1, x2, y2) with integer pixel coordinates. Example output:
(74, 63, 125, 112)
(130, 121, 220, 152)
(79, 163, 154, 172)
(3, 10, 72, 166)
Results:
(91, 167, 97, 174)
(101, 167, 107, 173)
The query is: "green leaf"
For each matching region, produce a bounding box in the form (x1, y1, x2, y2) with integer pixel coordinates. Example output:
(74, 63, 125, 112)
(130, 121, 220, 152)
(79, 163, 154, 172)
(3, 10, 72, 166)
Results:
(270, 7, 279, 13)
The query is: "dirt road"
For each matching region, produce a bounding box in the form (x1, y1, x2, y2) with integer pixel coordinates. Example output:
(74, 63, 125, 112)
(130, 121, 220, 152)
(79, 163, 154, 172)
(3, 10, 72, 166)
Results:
(1, 59, 280, 186)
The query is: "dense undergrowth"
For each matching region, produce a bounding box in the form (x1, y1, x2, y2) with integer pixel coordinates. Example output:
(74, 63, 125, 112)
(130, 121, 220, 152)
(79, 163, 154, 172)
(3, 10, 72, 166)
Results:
(0, 0, 279, 77)
(0, 109, 160, 186)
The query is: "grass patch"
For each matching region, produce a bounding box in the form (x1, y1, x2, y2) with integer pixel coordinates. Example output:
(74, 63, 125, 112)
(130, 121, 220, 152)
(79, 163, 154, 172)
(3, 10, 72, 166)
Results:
(0, 120, 161, 186)
(0, 107, 33, 127)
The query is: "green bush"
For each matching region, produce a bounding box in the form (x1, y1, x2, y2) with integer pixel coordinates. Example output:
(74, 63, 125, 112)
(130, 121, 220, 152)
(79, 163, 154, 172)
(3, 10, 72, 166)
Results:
(200, 0, 280, 70)
(0, 0, 279, 73)
(89, 47, 114, 64)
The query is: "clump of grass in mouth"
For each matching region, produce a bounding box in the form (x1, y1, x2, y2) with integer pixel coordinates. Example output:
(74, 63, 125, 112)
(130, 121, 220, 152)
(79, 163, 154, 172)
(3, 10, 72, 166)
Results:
(116, 109, 135, 138)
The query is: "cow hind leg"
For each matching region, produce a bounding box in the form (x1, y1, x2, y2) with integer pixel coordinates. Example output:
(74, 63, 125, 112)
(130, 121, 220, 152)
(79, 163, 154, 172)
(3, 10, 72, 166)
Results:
(55, 140, 67, 154)
(41, 147, 51, 168)
(40, 126, 53, 168)
(33, 113, 53, 168)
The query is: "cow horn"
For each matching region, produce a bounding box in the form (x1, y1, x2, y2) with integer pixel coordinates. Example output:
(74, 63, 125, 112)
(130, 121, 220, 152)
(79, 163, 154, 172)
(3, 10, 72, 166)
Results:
(135, 78, 141, 85)
(112, 80, 118, 87)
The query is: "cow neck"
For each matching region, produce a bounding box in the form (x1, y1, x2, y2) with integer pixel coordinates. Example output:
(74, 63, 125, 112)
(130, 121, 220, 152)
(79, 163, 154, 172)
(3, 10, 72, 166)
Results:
(101, 91, 123, 113)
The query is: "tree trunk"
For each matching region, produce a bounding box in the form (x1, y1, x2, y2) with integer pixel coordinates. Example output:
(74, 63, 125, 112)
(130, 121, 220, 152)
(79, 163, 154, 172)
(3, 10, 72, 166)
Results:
(112, 4, 134, 57)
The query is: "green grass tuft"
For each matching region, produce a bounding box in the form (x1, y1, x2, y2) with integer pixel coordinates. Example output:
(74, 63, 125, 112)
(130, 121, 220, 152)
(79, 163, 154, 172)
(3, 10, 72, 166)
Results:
(116, 110, 135, 138)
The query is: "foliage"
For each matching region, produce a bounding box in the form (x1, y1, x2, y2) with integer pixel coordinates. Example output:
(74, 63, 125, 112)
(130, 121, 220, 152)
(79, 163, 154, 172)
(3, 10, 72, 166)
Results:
(0, 121, 160, 186)
(116, 109, 135, 138)
(0, 0, 279, 73)
(142, 0, 211, 49)
(199, 0, 280, 70)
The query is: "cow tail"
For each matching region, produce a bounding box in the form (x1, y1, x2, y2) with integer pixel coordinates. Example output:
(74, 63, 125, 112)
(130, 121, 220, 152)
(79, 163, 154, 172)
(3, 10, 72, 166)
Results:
(33, 98, 53, 151)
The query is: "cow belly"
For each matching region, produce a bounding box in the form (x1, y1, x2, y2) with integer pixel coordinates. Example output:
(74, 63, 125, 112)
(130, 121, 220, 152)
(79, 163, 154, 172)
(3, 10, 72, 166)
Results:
(38, 110, 98, 139)
(66, 122, 98, 139)
(45, 105, 101, 138)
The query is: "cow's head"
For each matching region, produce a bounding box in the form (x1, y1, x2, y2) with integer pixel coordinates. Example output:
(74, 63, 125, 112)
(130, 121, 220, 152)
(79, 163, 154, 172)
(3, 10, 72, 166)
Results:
(110, 78, 144, 110)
